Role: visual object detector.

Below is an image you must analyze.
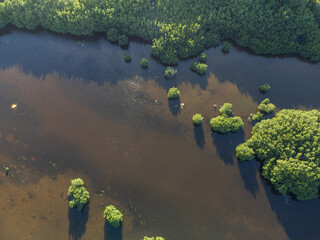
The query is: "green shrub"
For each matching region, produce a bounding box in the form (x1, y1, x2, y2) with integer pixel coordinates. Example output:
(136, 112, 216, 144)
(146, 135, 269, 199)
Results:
(259, 83, 271, 93)
(164, 67, 177, 79)
(235, 143, 255, 161)
(219, 103, 233, 116)
(140, 58, 149, 68)
(198, 53, 207, 63)
(192, 114, 204, 125)
(143, 237, 165, 240)
(258, 98, 276, 114)
(107, 28, 119, 42)
(190, 62, 207, 75)
(168, 87, 180, 100)
(103, 205, 123, 228)
(68, 178, 90, 211)
(124, 54, 131, 62)
(249, 112, 264, 122)
(236, 109, 320, 200)
(210, 115, 244, 133)
(118, 34, 129, 46)
(222, 41, 231, 53)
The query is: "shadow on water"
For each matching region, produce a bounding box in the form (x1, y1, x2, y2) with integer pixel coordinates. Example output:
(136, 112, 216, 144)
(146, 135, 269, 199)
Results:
(193, 124, 205, 149)
(211, 129, 245, 165)
(168, 99, 181, 116)
(264, 179, 320, 240)
(68, 205, 89, 240)
(104, 222, 123, 240)
(237, 159, 260, 198)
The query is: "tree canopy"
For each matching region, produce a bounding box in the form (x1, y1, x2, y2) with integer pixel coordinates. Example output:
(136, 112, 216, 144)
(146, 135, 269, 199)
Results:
(236, 109, 320, 200)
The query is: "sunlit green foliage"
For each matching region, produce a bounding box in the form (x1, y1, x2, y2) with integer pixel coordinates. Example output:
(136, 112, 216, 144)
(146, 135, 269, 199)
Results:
(198, 53, 207, 63)
(190, 62, 207, 75)
(118, 34, 128, 46)
(236, 144, 255, 161)
(68, 178, 90, 211)
(258, 98, 276, 114)
(143, 237, 165, 240)
(164, 67, 177, 79)
(249, 112, 264, 122)
(236, 109, 320, 200)
(103, 205, 123, 228)
(259, 83, 271, 93)
(168, 87, 180, 100)
(222, 41, 231, 53)
(192, 114, 204, 125)
(140, 58, 148, 68)
(124, 54, 131, 62)
(2, 0, 320, 64)
(219, 103, 233, 116)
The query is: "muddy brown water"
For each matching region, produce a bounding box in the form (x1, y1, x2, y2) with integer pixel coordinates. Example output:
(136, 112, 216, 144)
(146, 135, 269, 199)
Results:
(0, 29, 319, 240)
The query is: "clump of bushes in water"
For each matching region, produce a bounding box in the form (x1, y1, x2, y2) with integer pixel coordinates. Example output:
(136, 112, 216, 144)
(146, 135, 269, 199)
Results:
(198, 53, 207, 63)
(124, 54, 131, 62)
(68, 178, 90, 211)
(259, 83, 271, 93)
(236, 109, 320, 200)
(104, 205, 123, 228)
(222, 41, 231, 53)
(192, 114, 204, 125)
(140, 58, 148, 68)
(106, 28, 119, 42)
(118, 34, 128, 46)
(210, 103, 244, 133)
(258, 98, 276, 114)
(248, 112, 264, 122)
(168, 87, 180, 100)
(143, 237, 165, 240)
(164, 67, 177, 79)
(190, 62, 207, 75)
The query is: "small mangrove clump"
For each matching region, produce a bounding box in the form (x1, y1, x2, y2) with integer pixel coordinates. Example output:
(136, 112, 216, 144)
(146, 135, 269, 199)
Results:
(106, 28, 118, 42)
(190, 62, 207, 75)
(124, 54, 131, 62)
(235, 144, 255, 161)
(118, 34, 129, 46)
(258, 98, 276, 114)
(168, 87, 180, 100)
(192, 114, 204, 125)
(143, 237, 165, 240)
(222, 41, 231, 53)
(259, 83, 271, 93)
(249, 112, 264, 122)
(140, 58, 149, 68)
(104, 205, 123, 228)
(164, 67, 178, 79)
(198, 52, 207, 63)
(210, 103, 244, 133)
(68, 178, 90, 211)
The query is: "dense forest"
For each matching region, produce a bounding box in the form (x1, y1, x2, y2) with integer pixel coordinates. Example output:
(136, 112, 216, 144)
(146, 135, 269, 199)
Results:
(1, 0, 320, 64)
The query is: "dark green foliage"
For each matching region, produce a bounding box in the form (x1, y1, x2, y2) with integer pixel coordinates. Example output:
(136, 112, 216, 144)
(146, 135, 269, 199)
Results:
(103, 205, 123, 228)
(190, 62, 207, 75)
(143, 237, 165, 240)
(107, 28, 119, 42)
(118, 34, 128, 46)
(222, 41, 231, 53)
(236, 144, 255, 161)
(124, 54, 131, 62)
(198, 53, 207, 63)
(210, 115, 244, 133)
(236, 109, 320, 200)
(68, 178, 90, 211)
(192, 114, 204, 125)
(140, 58, 148, 68)
(219, 103, 233, 116)
(258, 98, 276, 114)
(259, 83, 271, 93)
(168, 87, 180, 100)
(2, 0, 320, 64)
(249, 112, 264, 122)
(164, 67, 178, 79)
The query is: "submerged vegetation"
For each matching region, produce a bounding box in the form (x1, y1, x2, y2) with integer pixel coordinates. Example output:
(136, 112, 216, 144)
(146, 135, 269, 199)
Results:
(210, 103, 244, 133)
(67, 178, 90, 211)
(2, 0, 320, 64)
(168, 87, 180, 100)
(103, 205, 123, 228)
(236, 109, 320, 200)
